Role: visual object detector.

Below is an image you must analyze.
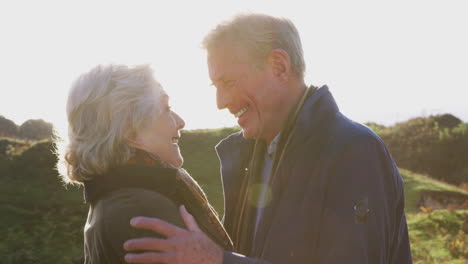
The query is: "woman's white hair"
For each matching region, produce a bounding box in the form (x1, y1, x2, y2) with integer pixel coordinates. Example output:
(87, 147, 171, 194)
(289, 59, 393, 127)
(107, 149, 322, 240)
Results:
(202, 13, 306, 78)
(56, 64, 163, 184)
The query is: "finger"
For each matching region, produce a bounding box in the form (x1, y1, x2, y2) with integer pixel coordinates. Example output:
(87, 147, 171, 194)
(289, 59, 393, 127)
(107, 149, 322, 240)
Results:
(179, 205, 201, 232)
(130, 216, 185, 237)
(125, 252, 172, 264)
(124, 237, 173, 252)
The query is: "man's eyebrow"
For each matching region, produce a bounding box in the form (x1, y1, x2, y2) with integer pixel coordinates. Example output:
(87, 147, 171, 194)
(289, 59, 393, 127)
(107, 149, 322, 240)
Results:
(210, 75, 228, 86)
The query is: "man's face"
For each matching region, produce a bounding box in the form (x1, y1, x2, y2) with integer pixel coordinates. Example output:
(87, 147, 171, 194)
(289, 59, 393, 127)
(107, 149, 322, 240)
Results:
(208, 45, 282, 141)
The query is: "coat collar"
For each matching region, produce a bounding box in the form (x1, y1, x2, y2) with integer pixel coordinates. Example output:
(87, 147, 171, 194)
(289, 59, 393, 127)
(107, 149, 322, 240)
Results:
(283, 85, 339, 156)
(83, 164, 178, 203)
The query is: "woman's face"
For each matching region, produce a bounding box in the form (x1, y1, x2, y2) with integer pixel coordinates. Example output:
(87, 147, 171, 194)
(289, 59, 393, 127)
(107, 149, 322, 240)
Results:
(130, 92, 185, 167)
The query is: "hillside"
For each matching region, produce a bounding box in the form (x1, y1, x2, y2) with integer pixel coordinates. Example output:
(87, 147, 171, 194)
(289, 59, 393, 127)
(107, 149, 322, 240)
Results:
(402, 169, 468, 212)
(400, 170, 467, 263)
(0, 127, 467, 263)
(367, 114, 468, 185)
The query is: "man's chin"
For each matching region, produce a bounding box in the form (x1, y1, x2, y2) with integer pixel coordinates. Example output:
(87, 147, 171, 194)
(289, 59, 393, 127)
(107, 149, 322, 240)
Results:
(241, 128, 257, 140)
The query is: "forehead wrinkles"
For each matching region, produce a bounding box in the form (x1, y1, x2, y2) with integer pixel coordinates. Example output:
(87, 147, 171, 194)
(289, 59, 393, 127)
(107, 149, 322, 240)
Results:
(208, 45, 253, 82)
(209, 42, 252, 65)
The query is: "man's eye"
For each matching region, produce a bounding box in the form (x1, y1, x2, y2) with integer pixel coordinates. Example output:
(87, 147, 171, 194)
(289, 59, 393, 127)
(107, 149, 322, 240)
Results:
(212, 80, 235, 90)
(220, 80, 235, 90)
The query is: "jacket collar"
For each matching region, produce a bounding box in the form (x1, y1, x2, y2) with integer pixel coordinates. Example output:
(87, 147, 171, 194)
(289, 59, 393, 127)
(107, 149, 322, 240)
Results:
(83, 164, 178, 203)
(283, 85, 339, 156)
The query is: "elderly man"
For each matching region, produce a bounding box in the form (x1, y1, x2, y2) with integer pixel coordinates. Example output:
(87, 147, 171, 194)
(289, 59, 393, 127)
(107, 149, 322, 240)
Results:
(123, 13, 413, 264)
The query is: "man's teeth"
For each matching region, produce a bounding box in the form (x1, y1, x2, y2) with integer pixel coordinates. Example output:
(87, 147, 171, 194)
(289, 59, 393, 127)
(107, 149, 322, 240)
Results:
(234, 106, 249, 118)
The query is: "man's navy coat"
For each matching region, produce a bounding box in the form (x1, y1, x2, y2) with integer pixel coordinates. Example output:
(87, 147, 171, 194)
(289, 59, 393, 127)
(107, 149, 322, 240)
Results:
(216, 86, 412, 264)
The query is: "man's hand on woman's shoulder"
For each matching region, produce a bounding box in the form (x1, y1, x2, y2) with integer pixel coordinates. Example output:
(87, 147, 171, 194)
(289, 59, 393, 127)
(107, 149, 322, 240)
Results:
(124, 205, 224, 264)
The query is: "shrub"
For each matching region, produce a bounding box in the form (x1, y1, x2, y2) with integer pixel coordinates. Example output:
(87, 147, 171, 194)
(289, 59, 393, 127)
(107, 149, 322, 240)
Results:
(373, 114, 468, 185)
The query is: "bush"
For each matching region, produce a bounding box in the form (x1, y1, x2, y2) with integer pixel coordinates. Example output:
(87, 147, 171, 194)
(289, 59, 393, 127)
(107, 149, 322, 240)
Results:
(18, 119, 53, 140)
(0, 139, 86, 264)
(371, 114, 468, 185)
(0, 116, 18, 137)
(0, 116, 54, 140)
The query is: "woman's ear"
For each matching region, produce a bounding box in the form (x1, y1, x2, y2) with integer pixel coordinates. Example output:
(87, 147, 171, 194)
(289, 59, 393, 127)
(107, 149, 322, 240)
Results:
(125, 133, 141, 149)
(268, 48, 291, 81)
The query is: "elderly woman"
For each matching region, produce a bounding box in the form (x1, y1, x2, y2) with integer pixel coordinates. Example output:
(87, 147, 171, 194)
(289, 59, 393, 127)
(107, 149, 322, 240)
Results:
(58, 64, 232, 263)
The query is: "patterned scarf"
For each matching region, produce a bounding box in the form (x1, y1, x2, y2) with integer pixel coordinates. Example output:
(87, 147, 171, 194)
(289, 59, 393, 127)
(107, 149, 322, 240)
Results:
(127, 149, 234, 250)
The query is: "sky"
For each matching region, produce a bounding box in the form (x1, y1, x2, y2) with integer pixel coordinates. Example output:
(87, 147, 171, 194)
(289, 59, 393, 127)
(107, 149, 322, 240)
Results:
(1, 0, 467, 137)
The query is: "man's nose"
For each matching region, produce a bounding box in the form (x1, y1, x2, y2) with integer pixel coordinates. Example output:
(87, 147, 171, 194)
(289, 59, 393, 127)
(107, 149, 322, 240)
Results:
(216, 88, 229, 110)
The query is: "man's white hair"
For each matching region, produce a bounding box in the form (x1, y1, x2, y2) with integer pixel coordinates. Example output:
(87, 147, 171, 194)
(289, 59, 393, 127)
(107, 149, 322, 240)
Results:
(56, 64, 163, 184)
(202, 13, 306, 78)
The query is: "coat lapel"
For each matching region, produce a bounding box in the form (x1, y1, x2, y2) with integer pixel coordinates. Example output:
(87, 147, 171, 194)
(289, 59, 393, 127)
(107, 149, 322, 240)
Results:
(253, 86, 341, 257)
(215, 132, 255, 243)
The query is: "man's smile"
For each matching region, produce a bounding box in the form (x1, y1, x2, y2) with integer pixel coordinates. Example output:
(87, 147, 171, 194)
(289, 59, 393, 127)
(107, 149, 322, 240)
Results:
(233, 104, 250, 118)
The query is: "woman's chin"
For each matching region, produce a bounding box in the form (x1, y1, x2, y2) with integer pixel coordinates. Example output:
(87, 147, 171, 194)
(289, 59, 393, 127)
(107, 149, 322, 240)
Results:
(169, 156, 184, 168)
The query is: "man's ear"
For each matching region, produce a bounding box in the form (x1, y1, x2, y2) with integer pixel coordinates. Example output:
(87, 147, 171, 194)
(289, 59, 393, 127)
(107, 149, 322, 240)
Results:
(268, 49, 291, 81)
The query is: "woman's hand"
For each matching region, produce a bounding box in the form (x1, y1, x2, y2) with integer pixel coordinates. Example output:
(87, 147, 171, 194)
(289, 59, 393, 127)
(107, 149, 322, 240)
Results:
(123, 205, 224, 264)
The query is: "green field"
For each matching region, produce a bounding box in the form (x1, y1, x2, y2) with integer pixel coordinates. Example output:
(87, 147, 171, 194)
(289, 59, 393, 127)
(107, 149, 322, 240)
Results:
(0, 129, 466, 263)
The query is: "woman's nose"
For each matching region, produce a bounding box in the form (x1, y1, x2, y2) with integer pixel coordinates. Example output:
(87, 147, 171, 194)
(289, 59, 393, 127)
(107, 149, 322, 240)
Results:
(175, 112, 185, 130)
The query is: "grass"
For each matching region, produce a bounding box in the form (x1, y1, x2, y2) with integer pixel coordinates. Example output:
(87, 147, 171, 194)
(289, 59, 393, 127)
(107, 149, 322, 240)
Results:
(400, 168, 467, 263)
(401, 168, 468, 212)
(407, 210, 467, 264)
